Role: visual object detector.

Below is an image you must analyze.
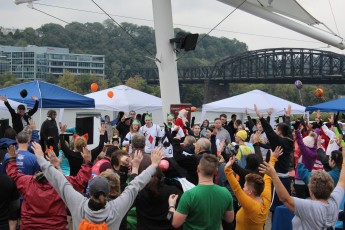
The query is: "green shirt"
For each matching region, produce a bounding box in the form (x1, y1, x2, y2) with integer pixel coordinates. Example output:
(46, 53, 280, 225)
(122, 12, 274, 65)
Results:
(176, 184, 233, 230)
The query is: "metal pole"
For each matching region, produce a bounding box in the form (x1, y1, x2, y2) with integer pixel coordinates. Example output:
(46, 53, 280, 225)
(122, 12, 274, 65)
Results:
(152, 0, 181, 118)
(218, 0, 345, 50)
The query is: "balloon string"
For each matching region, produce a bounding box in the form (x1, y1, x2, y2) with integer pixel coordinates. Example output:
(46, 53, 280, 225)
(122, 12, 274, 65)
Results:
(298, 90, 303, 106)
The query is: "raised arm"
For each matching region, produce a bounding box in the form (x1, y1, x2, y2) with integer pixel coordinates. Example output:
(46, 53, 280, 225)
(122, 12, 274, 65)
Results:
(259, 158, 295, 212)
(27, 96, 39, 117)
(0, 95, 16, 117)
(336, 147, 345, 190)
(31, 142, 85, 214)
(90, 124, 105, 161)
(109, 147, 162, 220)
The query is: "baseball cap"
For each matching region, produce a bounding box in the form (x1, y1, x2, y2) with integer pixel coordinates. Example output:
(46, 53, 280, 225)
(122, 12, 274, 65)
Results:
(89, 176, 110, 196)
(17, 104, 25, 110)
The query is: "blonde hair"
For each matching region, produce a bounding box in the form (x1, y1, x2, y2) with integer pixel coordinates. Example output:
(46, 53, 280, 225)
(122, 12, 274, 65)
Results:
(74, 136, 87, 152)
(100, 169, 121, 200)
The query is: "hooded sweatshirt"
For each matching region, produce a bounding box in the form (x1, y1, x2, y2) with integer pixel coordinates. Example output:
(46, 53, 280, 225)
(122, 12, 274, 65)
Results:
(37, 156, 157, 230)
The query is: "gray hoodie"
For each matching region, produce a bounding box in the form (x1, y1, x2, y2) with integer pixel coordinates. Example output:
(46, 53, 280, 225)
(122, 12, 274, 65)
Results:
(37, 156, 156, 230)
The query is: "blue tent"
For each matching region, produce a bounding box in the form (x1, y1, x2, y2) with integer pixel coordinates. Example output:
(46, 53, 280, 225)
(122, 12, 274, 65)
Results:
(306, 98, 345, 112)
(0, 80, 95, 108)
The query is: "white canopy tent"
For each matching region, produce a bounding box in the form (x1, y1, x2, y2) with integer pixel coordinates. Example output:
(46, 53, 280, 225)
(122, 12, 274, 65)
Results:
(85, 85, 162, 113)
(201, 89, 306, 126)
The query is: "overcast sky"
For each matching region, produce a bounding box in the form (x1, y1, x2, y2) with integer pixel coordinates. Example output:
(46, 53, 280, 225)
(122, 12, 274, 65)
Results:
(1, 0, 345, 55)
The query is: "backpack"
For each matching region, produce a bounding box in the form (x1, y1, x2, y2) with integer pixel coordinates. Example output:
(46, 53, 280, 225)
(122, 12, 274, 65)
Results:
(78, 219, 108, 230)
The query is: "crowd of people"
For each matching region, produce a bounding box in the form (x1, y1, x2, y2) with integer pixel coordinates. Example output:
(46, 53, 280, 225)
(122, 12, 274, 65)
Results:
(1, 95, 345, 230)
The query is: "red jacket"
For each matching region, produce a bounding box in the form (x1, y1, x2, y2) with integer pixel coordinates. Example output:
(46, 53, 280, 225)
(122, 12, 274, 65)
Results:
(175, 118, 187, 135)
(6, 161, 91, 230)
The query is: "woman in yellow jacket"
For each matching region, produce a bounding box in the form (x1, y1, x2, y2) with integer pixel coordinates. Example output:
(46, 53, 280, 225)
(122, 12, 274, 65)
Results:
(224, 146, 282, 230)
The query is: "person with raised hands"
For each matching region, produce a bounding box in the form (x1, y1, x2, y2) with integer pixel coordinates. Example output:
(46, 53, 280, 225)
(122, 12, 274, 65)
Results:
(6, 143, 92, 230)
(59, 123, 105, 176)
(31, 142, 163, 230)
(254, 104, 294, 216)
(259, 146, 345, 229)
(224, 146, 282, 230)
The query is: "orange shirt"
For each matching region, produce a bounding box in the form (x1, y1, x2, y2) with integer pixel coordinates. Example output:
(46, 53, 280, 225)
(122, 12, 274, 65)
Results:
(225, 157, 277, 230)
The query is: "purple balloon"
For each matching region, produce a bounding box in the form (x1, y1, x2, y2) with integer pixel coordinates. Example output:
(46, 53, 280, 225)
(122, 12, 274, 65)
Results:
(294, 80, 302, 90)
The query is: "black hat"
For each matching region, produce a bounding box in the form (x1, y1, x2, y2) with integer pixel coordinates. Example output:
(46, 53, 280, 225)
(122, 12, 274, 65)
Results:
(17, 104, 25, 110)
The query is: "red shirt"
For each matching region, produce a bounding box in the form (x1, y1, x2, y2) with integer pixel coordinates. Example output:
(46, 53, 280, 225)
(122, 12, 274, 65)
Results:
(6, 161, 91, 230)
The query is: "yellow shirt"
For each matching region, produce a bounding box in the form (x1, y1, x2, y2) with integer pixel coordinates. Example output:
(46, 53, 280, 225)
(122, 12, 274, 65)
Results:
(225, 157, 277, 230)
(235, 145, 252, 161)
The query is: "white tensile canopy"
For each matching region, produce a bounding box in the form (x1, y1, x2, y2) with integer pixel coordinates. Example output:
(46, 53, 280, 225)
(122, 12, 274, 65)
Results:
(0, 99, 25, 112)
(85, 85, 162, 113)
(201, 89, 306, 126)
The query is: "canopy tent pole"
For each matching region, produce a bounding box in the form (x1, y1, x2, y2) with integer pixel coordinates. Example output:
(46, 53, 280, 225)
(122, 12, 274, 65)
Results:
(218, 0, 345, 50)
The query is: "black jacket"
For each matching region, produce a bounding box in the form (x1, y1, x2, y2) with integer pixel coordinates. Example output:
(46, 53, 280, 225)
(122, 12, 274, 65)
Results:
(4, 100, 39, 133)
(260, 117, 293, 174)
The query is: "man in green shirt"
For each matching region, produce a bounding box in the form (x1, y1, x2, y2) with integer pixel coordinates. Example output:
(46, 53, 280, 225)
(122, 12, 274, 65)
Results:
(168, 154, 234, 229)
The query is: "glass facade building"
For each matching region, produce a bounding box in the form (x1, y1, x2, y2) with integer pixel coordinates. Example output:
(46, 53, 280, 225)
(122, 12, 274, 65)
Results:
(0, 45, 105, 79)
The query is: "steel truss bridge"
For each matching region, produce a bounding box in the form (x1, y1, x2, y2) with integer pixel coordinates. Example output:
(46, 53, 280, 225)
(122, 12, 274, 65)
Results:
(118, 48, 345, 84)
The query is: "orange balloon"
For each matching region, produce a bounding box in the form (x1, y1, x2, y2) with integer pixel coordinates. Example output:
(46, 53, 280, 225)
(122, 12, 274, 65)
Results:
(90, 83, 98, 92)
(107, 91, 114, 98)
(191, 106, 197, 112)
(315, 88, 324, 98)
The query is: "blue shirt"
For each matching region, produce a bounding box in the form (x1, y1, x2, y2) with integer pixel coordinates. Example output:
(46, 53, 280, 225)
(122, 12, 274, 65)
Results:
(2, 150, 40, 175)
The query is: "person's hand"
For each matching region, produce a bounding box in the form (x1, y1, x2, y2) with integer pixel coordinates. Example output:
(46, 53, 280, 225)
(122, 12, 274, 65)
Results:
(329, 113, 334, 125)
(131, 150, 143, 169)
(46, 149, 62, 168)
(151, 147, 163, 168)
(254, 104, 262, 119)
(7, 145, 17, 158)
(168, 194, 179, 207)
(271, 146, 283, 159)
(219, 139, 226, 152)
(99, 123, 106, 135)
(259, 161, 277, 177)
(31, 142, 44, 159)
(225, 156, 236, 168)
(60, 124, 67, 133)
(28, 118, 36, 130)
(97, 151, 105, 160)
(0, 95, 8, 102)
(218, 154, 225, 163)
(253, 131, 261, 143)
(81, 146, 92, 162)
(121, 116, 126, 122)
(284, 104, 291, 117)
(31, 96, 38, 101)
(267, 108, 273, 116)
(212, 128, 218, 136)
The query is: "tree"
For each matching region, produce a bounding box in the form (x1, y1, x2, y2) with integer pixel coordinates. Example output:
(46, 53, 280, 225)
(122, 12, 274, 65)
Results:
(57, 71, 81, 93)
(0, 72, 20, 88)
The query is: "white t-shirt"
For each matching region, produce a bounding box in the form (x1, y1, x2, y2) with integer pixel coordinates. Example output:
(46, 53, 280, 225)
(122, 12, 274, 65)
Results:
(322, 125, 340, 156)
(292, 186, 344, 229)
(139, 124, 163, 153)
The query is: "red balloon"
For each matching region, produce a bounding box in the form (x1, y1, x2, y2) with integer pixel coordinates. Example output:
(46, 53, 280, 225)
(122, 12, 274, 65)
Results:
(90, 83, 98, 92)
(191, 106, 197, 112)
(315, 88, 324, 98)
(107, 91, 114, 98)
(159, 159, 170, 171)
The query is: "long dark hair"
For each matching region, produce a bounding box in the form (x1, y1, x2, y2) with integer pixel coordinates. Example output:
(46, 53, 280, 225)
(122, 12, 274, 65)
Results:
(138, 154, 163, 197)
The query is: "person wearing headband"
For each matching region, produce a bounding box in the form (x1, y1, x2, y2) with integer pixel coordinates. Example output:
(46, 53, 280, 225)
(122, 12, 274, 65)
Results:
(123, 119, 141, 155)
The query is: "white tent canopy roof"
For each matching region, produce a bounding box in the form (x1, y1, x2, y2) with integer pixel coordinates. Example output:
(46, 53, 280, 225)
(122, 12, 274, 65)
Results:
(202, 89, 305, 115)
(85, 85, 162, 113)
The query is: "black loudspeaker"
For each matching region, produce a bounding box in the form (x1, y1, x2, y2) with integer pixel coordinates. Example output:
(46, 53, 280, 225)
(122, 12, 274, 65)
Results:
(0, 119, 9, 138)
(76, 117, 94, 145)
(170, 32, 199, 51)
